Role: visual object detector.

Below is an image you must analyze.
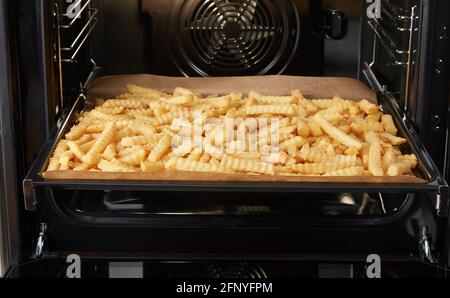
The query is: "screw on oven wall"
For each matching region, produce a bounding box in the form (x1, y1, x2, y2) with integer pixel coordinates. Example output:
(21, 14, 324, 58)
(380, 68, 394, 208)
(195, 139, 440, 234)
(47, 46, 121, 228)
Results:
(435, 59, 446, 75)
(432, 115, 441, 132)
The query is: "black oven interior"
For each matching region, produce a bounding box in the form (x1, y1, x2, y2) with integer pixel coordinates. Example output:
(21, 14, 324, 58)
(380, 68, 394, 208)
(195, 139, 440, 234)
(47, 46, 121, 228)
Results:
(3, 0, 449, 277)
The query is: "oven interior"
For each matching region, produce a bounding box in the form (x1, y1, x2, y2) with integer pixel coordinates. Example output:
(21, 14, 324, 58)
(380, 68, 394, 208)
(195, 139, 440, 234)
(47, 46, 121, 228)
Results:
(36, 0, 435, 222)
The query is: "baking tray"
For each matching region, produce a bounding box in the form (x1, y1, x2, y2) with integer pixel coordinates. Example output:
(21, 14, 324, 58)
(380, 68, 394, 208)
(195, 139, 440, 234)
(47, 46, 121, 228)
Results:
(23, 75, 447, 211)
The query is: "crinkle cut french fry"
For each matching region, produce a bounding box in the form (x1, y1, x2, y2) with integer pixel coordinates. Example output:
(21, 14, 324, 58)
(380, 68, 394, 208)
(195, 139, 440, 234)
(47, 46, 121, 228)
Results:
(381, 115, 398, 135)
(250, 91, 296, 104)
(140, 161, 165, 172)
(324, 166, 364, 176)
(307, 120, 323, 137)
(221, 156, 275, 175)
(59, 151, 74, 170)
(121, 136, 156, 147)
(246, 104, 296, 116)
(173, 87, 200, 98)
(47, 140, 69, 171)
(168, 158, 218, 173)
(296, 119, 311, 138)
(300, 144, 358, 165)
(387, 154, 418, 176)
(350, 120, 384, 134)
(358, 99, 379, 114)
(102, 143, 117, 161)
(280, 136, 306, 150)
(67, 141, 86, 161)
(120, 148, 146, 166)
(165, 95, 194, 105)
(368, 142, 384, 176)
(366, 111, 383, 122)
(82, 121, 115, 166)
(382, 146, 397, 171)
(148, 134, 172, 162)
(66, 123, 89, 141)
(98, 159, 134, 172)
(291, 160, 357, 174)
(380, 133, 407, 145)
(313, 113, 362, 149)
(311, 98, 353, 111)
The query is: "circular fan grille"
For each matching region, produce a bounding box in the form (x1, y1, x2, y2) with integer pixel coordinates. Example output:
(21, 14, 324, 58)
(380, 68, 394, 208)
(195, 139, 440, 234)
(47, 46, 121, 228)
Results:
(167, 0, 300, 76)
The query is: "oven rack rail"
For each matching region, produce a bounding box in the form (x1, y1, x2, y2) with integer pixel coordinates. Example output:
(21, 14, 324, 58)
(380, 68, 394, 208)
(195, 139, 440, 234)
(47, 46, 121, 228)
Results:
(56, 0, 98, 64)
(22, 89, 448, 216)
(366, 0, 421, 116)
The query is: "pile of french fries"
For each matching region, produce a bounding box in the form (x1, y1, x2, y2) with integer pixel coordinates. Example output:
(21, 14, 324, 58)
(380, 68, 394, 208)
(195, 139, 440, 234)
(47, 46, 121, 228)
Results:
(46, 84, 418, 177)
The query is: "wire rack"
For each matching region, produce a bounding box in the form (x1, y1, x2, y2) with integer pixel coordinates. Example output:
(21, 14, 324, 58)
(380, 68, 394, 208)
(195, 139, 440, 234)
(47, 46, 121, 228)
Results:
(366, 0, 420, 112)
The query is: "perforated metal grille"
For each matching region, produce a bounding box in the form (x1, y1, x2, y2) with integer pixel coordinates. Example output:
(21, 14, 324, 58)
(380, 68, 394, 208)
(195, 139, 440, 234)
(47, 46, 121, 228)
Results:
(168, 0, 300, 76)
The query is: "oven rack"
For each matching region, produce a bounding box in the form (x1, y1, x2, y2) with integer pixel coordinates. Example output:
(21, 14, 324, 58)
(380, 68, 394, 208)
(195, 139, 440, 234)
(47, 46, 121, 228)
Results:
(366, 0, 420, 114)
(56, 0, 98, 64)
(22, 87, 448, 216)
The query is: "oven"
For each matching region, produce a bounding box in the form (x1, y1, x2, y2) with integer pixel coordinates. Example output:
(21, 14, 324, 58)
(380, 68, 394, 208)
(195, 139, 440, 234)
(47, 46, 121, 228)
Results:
(1, 0, 450, 278)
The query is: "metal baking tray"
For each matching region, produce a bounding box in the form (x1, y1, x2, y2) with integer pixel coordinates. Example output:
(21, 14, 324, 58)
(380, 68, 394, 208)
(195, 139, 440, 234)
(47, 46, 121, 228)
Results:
(23, 76, 448, 213)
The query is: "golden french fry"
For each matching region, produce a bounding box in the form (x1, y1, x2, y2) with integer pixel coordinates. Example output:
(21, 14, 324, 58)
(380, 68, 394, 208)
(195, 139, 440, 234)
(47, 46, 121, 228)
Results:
(120, 148, 146, 166)
(141, 161, 165, 172)
(324, 166, 364, 176)
(102, 143, 117, 161)
(380, 133, 407, 145)
(313, 113, 362, 149)
(296, 119, 311, 138)
(382, 146, 397, 171)
(66, 123, 89, 141)
(170, 158, 218, 173)
(366, 111, 383, 122)
(291, 160, 357, 174)
(250, 91, 296, 104)
(280, 136, 307, 151)
(67, 141, 86, 161)
(47, 140, 69, 171)
(350, 120, 384, 134)
(358, 99, 378, 114)
(387, 154, 418, 176)
(98, 159, 134, 172)
(382, 115, 398, 135)
(246, 104, 296, 116)
(221, 155, 274, 175)
(82, 121, 116, 166)
(148, 134, 172, 161)
(307, 120, 323, 137)
(368, 142, 384, 176)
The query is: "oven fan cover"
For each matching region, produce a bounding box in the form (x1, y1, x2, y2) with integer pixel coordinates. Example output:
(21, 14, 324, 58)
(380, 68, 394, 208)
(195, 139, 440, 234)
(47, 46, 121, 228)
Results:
(166, 0, 301, 76)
